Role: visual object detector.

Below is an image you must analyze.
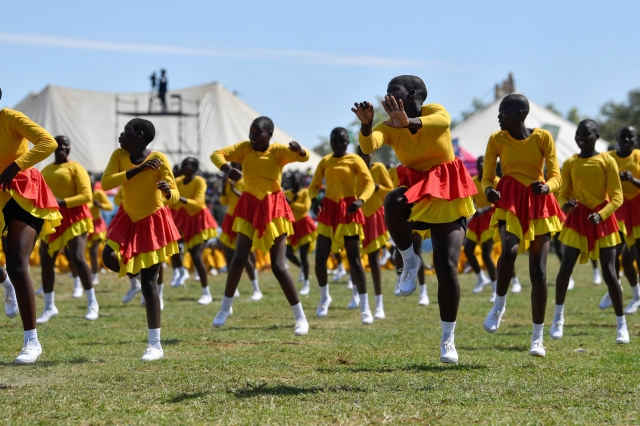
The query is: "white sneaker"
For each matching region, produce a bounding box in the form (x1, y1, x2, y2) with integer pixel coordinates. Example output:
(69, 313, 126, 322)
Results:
(624, 297, 640, 314)
(85, 303, 99, 321)
(72, 285, 83, 299)
(472, 275, 491, 293)
(212, 307, 233, 327)
(440, 340, 458, 364)
(484, 305, 505, 333)
(14, 341, 42, 364)
(35, 286, 43, 296)
(599, 292, 612, 310)
(346, 278, 353, 289)
(529, 340, 546, 357)
(169, 270, 181, 287)
(250, 291, 263, 301)
(36, 306, 59, 324)
(379, 249, 391, 266)
(198, 294, 213, 305)
(294, 319, 309, 336)
(234, 289, 240, 298)
(374, 307, 385, 319)
(418, 292, 430, 306)
(179, 269, 190, 286)
(550, 318, 564, 340)
(298, 271, 305, 283)
(210, 268, 218, 276)
(316, 296, 332, 318)
(593, 269, 602, 285)
(616, 328, 630, 344)
(333, 268, 346, 282)
(4, 285, 19, 318)
(399, 256, 421, 296)
(347, 294, 360, 310)
(92, 274, 99, 285)
(122, 284, 141, 303)
(511, 281, 522, 294)
(299, 283, 310, 296)
(567, 277, 575, 290)
(489, 292, 496, 303)
(141, 345, 164, 361)
(361, 309, 374, 325)
(394, 275, 401, 296)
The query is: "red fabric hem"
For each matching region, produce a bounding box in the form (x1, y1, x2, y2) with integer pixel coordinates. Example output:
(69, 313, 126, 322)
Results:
(397, 157, 477, 203)
(316, 196, 365, 230)
(494, 176, 563, 235)
(11, 168, 59, 209)
(233, 191, 294, 238)
(289, 215, 316, 248)
(616, 194, 640, 230)
(49, 204, 92, 241)
(221, 213, 237, 240)
(468, 209, 493, 235)
(363, 207, 387, 247)
(91, 217, 107, 235)
(564, 202, 619, 251)
(172, 208, 218, 243)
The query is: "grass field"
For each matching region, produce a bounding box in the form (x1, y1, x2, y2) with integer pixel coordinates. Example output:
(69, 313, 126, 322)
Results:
(1, 254, 639, 425)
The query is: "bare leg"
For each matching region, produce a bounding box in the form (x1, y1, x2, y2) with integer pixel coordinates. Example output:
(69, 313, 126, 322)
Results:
(601, 247, 624, 316)
(554, 245, 581, 305)
(481, 240, 497, 281)
(496, 225, 519, 296)
(6, 220, 38, 331)
(89, 239, 101, 274)
(412, 233, 425, 285)
(463, 239, 481, 274)
(431, 222, 465, 322)
(384, 187, 413, 251)
(529, 234, 550, 324)
(140, 263, 162, 329)
(270, 234, 300, 305)
(189, 243, 208, 288)
(345, 237, 366, 294)
(223, 234, 253, 298)
(102, 244, 120, 273)
(286, 245, 302, 268)
(67, 234, 94, 290)
(245, 251, 257, 280)
(299, 243, 310, 280)
(40, 242, 58, 293)
(621, 243, 638, 288)
(314, 235, 332, 287)
(368, 250, 382, 296)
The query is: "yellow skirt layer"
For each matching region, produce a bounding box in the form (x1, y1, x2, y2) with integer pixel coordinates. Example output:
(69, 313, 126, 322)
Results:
(219, 232, 236, 250)
(45, 218, 94, 257)
(0, 192, 63, 241)
(491, 207, 563, 253)
(625, 224, 640, 247)
(559, 227, 620, 264)
(466, 228, 495, 244)
(409, 196, 476, 240)
(185, 227, 218, 251)
(107, 239, 179, 278)
(233, 216, 293, 253)
(317, 222, 363, 253)
(363, 231, 390, 255)
(292, 232, 316, 252)
(91, 231, 107, 242)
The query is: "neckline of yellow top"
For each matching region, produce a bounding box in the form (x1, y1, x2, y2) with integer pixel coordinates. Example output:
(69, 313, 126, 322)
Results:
(127, 149, 154, 166)
(501, 128, 539, 144)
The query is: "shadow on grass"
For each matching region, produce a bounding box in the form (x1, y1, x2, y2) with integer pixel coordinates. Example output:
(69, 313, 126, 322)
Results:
(224, 324, 292, 332)
(457, 344, 529, 352)
(317, 363, 487, 374)
(230, 383, 367, 398)
(176, 297, 198, 302)
(0, 357, 99, 367)
(167, 391, 211, 403)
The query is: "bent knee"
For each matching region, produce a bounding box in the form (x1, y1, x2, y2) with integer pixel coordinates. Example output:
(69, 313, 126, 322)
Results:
(384, 188, 409, 212)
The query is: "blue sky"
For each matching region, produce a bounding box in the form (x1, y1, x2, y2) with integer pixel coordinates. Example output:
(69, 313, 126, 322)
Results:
(2, 0, 638, 148)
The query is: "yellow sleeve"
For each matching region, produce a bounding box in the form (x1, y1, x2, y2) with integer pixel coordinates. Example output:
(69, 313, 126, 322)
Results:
(375, 164, 394, 198)
(11, 111, 57, 170)
(359, 123, 390, 154)
(95, 190, 113, 211)
(235, 179, 245, 193)
(114, 188, 123, 206)
(276, 144, 310, 166)
(308, 157, 326, 199)
(211, 142, 248, 170)
(481, 136, 498, 192)
(598, 158, 623, 220)
(64, 163, 93, 208)
(353, 156, 375, 202)
(159, 154, 180, 205)
(557, 159, 573, 208)
(184, 177, 207, 215)
(301, 189, 312, 211)
(418, 104, 450, 130)
(541, 132, 561, 193)
(101, 150, 127, 191)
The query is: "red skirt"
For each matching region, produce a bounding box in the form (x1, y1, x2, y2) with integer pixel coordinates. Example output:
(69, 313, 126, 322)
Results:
(316, 196, 365, 230)
(172, 207, 218, 243)
(233, 191, 294, 237)
(363, 207, 387, 248)
(564, 202, 619, 252)
(48, 204, 92, 243)
(494, 176, 563, 236)
(92, 217, 107, 235)
(11, 168, 60, 210)
(106, 206, 181, 265)
(396, 157, 477, 203)
(468, 209, 493, 237)
(289, 215, 316, 248)
(615, 194, 640, 232)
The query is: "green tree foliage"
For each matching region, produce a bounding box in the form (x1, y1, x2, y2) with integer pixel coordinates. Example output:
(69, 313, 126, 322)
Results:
(599, 89, 640, 142)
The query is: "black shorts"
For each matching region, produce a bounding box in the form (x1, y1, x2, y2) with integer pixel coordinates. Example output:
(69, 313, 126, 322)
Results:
(411, 216, 468, 233)
(3, 198, 44, 235)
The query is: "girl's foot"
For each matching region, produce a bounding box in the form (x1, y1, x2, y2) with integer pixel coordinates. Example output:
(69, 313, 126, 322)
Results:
(141, 345, 163, 361)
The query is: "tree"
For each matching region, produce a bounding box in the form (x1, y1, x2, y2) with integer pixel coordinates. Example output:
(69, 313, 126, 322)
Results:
(599, 89, 640, 142)
(565, 107, 582, 125)
(545, 103, 562, 116)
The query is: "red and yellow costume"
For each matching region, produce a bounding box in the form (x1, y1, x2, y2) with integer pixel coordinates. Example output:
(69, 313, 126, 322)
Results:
(219, 178, 244, 250)
(608, 150, 640, 246)
(102, 149, 181, 277)
(359, 162, 393, 254)
(89, 184, 113, 242)
(360, 104, 476, 239)
(284, 188, 316, 251)
(0, 109, 61, 238)
(557, 153, 622, 263)
(211, 142, 309, 252)
(308, 154, 375, 253)
(41, 161, 94, 255)
(389, 165, 399, 188)
(467, 175, 498, 244)
(170, 175, 218, 250)
(482, 128, 563, 253)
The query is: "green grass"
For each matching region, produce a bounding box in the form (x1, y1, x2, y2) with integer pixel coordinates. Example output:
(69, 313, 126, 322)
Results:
(1, 254, 639, 425)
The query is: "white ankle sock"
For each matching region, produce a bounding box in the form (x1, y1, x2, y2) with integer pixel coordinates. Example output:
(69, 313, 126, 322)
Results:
(375, 294, 383, 309)
(23, 329, 39, 346)
(251, 279, 260, 292)
(73, 276, 81, 289)
(85, 288, 97, 306)
(477, 271, 487, 281)
(44, 292, 55, 310)
(491, 281, 497, 292)
(221, 295, 234, 311)
(632, 285, 640, 299)
(352, 285, 358, 297)
(303, 279, 310, 287)
(441, 320, 456, 343)
(148, 328, 161, 348)
(0, 272, 12, 290)
(494, 294, 507, 310)
(532, 323, 544, 341)
(129, 276, 140, 289)
(359, 293, 370, 312)
(320, 285, 329, 300)
(399, 247, 417, 269)
(554, 304, 564, 319)
(419, 284, 427, 295)
(291, 302, 306, 321)
(156, 284, 164, 299)
(616, 315, 627, 329)
(202, 286, 211, 296)
(512, 276, 520, 285)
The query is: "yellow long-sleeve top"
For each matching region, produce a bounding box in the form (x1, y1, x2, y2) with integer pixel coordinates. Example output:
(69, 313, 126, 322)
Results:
(220, 178, 245, 216)
(211, 142, 309, 200)
(359, 104, 454, 172)
(0, 108, 57, 173)
(172, 175, 208, 215)
(284, 188, 311, 221)
(90, 189, 113, 220)
(41, 161, 92, 208)
(473, 175, 498, 209)
(482, 128, 561, 194)
(102, 149, 179, 223)
(558, 153, 622, 220)
(358, 162, 394, 217)
(608, 150, 640, 200)
(308, 154, 375, 204)
(389, 166, 399, 187)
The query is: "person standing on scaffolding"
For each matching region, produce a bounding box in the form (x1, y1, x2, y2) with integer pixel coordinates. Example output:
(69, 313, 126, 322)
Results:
(158, 69, 168, 113)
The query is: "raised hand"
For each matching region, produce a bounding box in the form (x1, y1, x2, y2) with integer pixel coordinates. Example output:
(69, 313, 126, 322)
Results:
(289, 141, 305, 156)
(347, 199, 364, 214)
(227, 166, 243, 181)
(588, 212, 602, 225)
(382, 95, 410, 128)
(311, 199, 322, 216)
(563, 199, 578, 214)
(351, 101, 374, 125)
(141, 159, 162, 171)
(531, 181, 549, 195)
(620, 170, 633, 181)
(485, 188, 501, 204)
(157, 180, 172, 199)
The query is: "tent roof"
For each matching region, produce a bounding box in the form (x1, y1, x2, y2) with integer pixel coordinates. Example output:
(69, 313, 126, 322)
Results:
(13, 82, 322, 173)
(450, 95, 610, 163)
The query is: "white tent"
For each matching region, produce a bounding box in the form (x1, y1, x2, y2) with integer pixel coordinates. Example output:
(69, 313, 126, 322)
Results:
(13, 82, 322, 173)
(451, 95, 609, 163)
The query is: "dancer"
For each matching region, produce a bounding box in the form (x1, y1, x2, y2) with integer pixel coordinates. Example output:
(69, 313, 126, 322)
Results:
(0, 100, 62, 364)
(210, 116, 310, 335)
(284, 173, 316, 296)
(38, 136, 99, 323)
(356, 146, 394, 318)
(101, 118, 181, 361)
(309, 127, 375, 324)
(482, 94, 564, 357)
(354, 75, 476, 363)
(600, 126, 640, 313)
(551, 120, 628, 343)
(170, 157, 218, 305)
(88, 176, 113, 285)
